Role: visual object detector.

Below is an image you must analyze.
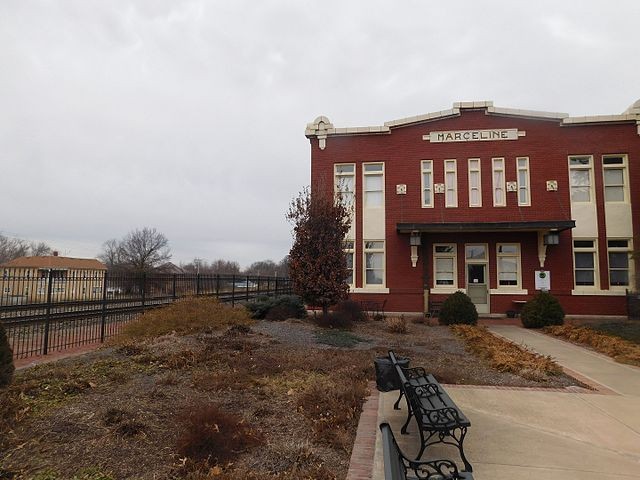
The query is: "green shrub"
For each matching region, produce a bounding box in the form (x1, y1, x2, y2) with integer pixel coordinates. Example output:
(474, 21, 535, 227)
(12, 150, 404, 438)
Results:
(246, 295, 306, 320)
(333, 300, 366, 322)
(438, 292, 478, 326)
(521, 292, 564, 328)
(0, 321, 14, 388)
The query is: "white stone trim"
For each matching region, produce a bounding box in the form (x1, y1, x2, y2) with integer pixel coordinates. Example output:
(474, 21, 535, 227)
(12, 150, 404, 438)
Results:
(350, 287, 390, 294)
(571, 289, 626, 296)
(489, 289, 528, 295)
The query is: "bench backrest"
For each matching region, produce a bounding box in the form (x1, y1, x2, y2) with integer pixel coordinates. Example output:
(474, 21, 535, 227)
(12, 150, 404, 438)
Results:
(380, 422, 407, 480)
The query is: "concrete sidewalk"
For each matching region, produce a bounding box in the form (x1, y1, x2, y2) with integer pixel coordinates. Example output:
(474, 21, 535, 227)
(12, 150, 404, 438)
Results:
(370, 326, 640, 479)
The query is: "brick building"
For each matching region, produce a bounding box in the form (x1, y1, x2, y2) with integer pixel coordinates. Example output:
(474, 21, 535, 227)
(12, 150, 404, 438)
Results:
(305, 101, 640, 317)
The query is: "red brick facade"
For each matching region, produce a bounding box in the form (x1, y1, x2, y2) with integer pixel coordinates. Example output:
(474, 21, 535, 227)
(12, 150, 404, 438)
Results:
(306, 102, 640, 317)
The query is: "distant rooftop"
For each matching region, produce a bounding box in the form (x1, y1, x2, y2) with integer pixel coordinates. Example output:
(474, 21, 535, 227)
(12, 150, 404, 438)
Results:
(1, 255, 106, 270)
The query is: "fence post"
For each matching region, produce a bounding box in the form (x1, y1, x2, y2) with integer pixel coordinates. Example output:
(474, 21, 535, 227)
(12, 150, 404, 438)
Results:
(172, 274, 177, 301)
(42, 268, 54, 355)
(275, 277, 278, 297)
(196, 273, 201, 296)
(215, 274, 220, 299)
(141, 273, 146, 309)
(245, 276, 249, 302)
(231, 274, 236, 306)
(100, 271, 108, 343)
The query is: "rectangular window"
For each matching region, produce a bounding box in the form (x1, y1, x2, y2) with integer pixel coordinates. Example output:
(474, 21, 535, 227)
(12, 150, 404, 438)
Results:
(608, 239, 630, 287)
(444, 159, 457, 207)
(421, 160, 433, 207)
(363, 163, 384, 207)
(492, 158, 505, 206)
(334, 164, 355, 208)
(603, 155, 628, 203)
(364, 241, 384, 286)
(433, 244, 457, 287)
(497, 243, 521, 287)
(344, 240, 355, 286)
(517, 157, 530, 206)
(569, 156, 593, 202)
(468, 158, 481, 207)
(573, 239, 597, 287)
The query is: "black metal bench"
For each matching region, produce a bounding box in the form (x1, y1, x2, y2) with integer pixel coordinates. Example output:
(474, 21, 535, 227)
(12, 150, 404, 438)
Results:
(389, 350, 473, 472)
(360, 299, 387, 320)
(380, 423, 473, 480)
(426, 300, 443, 319)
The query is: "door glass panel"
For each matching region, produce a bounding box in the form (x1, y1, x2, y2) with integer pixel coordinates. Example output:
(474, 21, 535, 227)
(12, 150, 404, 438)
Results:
(467, 264, 485, 284)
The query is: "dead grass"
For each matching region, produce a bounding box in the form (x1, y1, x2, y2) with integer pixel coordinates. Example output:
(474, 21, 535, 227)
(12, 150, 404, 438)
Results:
(452, 325, 563, 381)
(384, 316, 408, 334)
(115, 297, 254, 342)
(545, 324, 640, 367)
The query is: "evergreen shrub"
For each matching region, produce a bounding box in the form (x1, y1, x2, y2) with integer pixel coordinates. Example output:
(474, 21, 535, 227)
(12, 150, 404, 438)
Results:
(333, 300, 366, 322)
(521, 292, 564, 328)
(438, 292, 478, 326)
(0, 321, 14, 388)
(245, 295, 307, 320)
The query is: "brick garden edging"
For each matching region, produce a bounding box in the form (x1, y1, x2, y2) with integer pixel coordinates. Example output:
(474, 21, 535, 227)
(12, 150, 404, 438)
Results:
(346, 381, 379, 480)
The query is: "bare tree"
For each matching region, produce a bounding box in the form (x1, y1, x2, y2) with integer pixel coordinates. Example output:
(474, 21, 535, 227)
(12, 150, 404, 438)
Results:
(209, 259, 241, 275)
(244, 260, 278, 276)
(286, 185, 351, 317)
(100, 228, 171, 273)
(0, 234, 53, 264)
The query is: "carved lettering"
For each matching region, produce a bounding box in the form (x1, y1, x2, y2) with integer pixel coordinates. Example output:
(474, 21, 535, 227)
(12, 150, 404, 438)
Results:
(427, 128, 520, 143)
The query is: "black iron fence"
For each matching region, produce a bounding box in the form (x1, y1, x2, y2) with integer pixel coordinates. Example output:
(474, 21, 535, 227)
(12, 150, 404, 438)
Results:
(0, 271, 291, 359)
(627, 289, 640, 321)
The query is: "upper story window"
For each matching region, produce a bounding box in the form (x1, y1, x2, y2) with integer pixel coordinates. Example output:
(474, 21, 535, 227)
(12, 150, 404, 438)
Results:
(516, 157, 530, 206)
(364, 240, 385, 286)
(363, 163, 384, 207)
(334, 164, 355, 208)
(569, 156, 593, 203)
(444, 159, 457, 207)
(573, 239, 598, 288)
(496, 243, 521, 288)
(492, 158, 506, 206)
(607, 239, 631, 287)
(603, 155, 628, 203)
(421, 160, 433, 208)
(433, 244, 457, 288)
(468, 158, 482, 207)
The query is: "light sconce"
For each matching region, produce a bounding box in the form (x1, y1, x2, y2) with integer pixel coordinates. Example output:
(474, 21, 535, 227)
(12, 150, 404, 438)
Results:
(410, 231, 421, 267)
(543, 233, 560, 246)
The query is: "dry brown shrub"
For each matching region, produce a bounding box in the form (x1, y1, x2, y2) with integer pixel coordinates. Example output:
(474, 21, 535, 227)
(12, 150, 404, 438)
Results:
(385, 316, 408, 334)
(177, 403, 263, 468)
(545, 325, 640, 366)
(296, 370, 368, 450)
(116, 297, 253, 342)
(452, 325, 562, 381)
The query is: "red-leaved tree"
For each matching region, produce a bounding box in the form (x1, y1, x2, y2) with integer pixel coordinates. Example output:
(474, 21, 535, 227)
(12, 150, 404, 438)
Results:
(286, 185, 351, 318)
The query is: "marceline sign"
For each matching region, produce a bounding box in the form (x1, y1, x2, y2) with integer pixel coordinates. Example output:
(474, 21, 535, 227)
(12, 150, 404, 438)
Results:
(424, 128, 523, 143)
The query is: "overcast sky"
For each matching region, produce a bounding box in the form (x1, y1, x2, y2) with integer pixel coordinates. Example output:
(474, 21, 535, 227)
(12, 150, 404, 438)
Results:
(1, 1, 639, 268)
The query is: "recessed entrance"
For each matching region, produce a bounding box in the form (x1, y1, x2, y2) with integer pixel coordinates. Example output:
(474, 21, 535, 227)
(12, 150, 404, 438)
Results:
(466, 244, 489, 314)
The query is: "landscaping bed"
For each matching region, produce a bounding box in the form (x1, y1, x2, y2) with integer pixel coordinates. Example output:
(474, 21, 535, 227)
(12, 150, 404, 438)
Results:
(1, 302, 585, 479)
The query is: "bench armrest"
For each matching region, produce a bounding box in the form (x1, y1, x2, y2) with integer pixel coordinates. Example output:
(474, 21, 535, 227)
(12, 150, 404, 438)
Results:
(402, 366, 428, 379)
(406, 458, 465, 479)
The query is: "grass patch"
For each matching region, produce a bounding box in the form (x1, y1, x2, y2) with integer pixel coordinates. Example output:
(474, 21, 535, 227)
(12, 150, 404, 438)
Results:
(452, 325, 562, 381)
(315, 329, 365, 348)
(545, 324, 640, 366)
(586, 322, 640, 345)
(116, 297, 253, 342)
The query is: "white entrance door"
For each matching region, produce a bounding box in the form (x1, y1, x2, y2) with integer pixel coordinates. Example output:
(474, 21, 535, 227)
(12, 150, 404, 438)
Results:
(465, 244, 489, 314)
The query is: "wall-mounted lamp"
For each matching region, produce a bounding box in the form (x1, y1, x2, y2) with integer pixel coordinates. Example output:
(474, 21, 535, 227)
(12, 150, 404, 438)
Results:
(543, 233, 560, 245)
(410, 231, 421, 267)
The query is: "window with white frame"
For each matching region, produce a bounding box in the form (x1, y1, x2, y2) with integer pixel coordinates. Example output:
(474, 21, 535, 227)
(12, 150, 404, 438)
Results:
(433, 244, 457, 287)
(603, 155, 628, 203)
(569, 156, 593, 202)
(363, 163, 384, 207)
(496, 244, 521, 287)
(344, 240, 355, 286)
(607, 239, 630, 287)
(444, 160, 457, 207)
(364, 241, 384, 286)
(421, 160, 433, 207)
(516, 157, 530, 206)
(334, 164, 355, 208)
(573, 239, 598, 287)
(468, 158, 481, 207)
(492, 158, 505, 206)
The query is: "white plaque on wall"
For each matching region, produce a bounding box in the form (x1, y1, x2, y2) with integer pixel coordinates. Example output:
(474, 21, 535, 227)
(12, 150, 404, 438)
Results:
(424, 128, 523, 143)
(535, 271, 551, 291)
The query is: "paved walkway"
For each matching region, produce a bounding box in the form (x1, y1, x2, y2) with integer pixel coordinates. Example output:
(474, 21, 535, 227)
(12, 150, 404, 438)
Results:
(366, 326, 640, 480)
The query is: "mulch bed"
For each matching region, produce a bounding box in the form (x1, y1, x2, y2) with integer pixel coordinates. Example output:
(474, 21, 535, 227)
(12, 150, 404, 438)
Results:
(1, 318, 583, 479)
